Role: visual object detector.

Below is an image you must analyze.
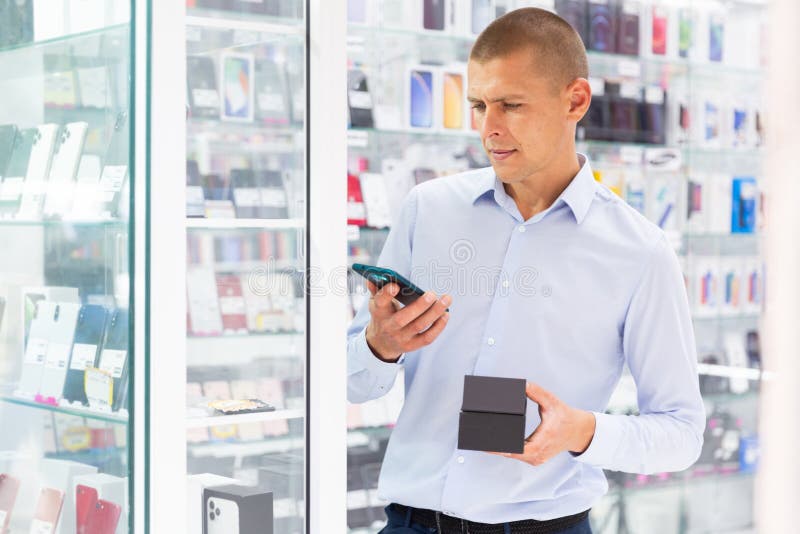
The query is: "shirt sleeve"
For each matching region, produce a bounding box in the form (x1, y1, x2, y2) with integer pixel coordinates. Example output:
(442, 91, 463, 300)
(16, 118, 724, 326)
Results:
(347, 187, 419, 404)
(573, 233, 706, 474)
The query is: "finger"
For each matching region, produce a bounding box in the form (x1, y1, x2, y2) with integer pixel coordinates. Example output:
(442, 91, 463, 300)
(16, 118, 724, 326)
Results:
(526, 382, 556, 408)
(391, 291, 440, 328)
(370, 283, 399, 317)
(402, 294, 452, 336)
(402, 313, 449, 352)
(365, 280, 378, 295)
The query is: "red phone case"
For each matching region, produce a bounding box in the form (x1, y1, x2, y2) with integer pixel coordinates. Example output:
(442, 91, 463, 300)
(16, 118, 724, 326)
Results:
(0, 474, 20, 534)
(347, 174, 367, 227)
(652, 10, 667, 55)
(76, 484, 98, 534)
(84, 499, 121, 534)
(32, 487, 64, 528)
(215, 274, 248, 333)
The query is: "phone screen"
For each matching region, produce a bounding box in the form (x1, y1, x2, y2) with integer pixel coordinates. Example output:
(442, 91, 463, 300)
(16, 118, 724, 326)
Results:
(443, 73, 463, 129)
(410, 70, 433, 128)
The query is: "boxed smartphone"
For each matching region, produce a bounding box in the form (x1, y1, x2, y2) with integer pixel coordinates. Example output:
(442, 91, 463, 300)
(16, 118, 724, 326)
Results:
(72, 473, 127, 534)
(188, 474, 240, 534)
(587, 0, 614, 52)
(555, 0, 588, 46)
(203, 485, 273, 534)
(458, 375, 527, 454)
(41, 458, 98, 534)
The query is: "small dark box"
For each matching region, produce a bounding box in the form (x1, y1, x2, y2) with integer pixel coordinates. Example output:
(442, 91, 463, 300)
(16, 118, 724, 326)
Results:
(203, 485, 273, 534)
(458, 375, 527, 454)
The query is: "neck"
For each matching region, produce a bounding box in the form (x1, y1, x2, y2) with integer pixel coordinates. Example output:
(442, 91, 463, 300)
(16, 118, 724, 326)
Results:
(503, 153, 582, 221)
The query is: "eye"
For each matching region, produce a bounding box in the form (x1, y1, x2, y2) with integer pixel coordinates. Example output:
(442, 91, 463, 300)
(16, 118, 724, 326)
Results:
(504, 103, 521, 110)
(471, 102, 485, 111)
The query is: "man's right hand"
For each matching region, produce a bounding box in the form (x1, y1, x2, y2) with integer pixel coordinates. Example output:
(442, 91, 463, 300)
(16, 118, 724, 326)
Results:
(364, 280, 451, 362)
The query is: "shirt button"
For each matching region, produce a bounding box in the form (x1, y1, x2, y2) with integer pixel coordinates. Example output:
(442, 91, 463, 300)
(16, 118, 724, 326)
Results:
(487, 337, 495, 346)
(502, 280, 510, 288)
(457, 456, 465, 464)
(518, 225, 526, 233)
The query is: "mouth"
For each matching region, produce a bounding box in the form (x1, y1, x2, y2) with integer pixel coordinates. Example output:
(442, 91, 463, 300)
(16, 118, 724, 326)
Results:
(489, 149, 516, 161)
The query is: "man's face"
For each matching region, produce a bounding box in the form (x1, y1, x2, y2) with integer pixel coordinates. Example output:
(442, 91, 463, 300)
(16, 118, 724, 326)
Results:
(468, 49, 581, 184)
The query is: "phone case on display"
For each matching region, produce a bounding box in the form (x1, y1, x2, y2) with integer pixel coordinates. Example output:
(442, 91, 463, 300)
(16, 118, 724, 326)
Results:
(607, 81, 640, 143)
(616, 1, 640, 55)
(708, 12, 724, 62)
(187, 56, 220, 120)
(0, 473, 19, 533)
(409, 68, 434, 129)
(97, 112, 129, 219)
(578, 78, 610, 141)
(347, 69, 374, 128)
(188, 268, 224, 336)
(678, 8, 693, 58)
(731, 177, 757, 233)
(347, 174, 367, 226)
(0, 125, 18, 178)
(587, 0, 614, 52)
(97, 309, 129, 411)
(44, 122, 89, 217)
(30, 487, 64, 534)
(638, 86, 666, 144)
(423, 0, 445, 30)
(18, 301, 59, 396)
(76, 484, 98, 534)
(84, 499, 121, 534)
(215, 274, 248, 334)
(0, 127, 35, 217)
(63, 305, 108, 406)
(555, 0, 588, 45)
(651, 6, 668, 55)
(16, 123, 58, 219)
(255, 170, 288, 219)
(38, 302, 81, 404)
(186, 160, 205, 218)
(359, 173, 392, 229)
(255, 59, 290, 126)
(230, 169, 261, 219)
(442, 71, 464, 130)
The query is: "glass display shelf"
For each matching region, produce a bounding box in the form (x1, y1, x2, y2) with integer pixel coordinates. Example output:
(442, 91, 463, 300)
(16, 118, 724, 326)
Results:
(185, 217, 304, 229)
(186, 407, 304, 429)
(0, 394, 128, 424)
(0, 218, 127, 228)
(186, 8, 304, 35)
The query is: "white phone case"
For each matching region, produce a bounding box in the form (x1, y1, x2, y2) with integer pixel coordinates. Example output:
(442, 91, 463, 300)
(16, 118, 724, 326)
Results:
(39, 302, 81, 402)
(18, 124, 59, 218)
(44, 122, 88, 218)
(18, 301, 58, 396)
(359, 173, 392, 228)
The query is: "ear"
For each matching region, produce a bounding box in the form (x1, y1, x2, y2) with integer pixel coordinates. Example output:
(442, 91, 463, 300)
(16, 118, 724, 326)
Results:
(566, 78, 592, 122)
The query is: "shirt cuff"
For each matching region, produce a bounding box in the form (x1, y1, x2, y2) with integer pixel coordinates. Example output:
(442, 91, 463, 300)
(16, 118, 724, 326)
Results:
(571, 412, 625, 468)
(352, 329, 402, 393)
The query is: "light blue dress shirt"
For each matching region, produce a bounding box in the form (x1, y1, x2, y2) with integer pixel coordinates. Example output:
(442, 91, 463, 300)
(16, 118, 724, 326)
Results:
(347, 155, 705, 524)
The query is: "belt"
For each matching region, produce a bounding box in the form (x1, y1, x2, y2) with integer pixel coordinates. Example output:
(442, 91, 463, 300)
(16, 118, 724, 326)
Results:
(391, 503, 590, 534)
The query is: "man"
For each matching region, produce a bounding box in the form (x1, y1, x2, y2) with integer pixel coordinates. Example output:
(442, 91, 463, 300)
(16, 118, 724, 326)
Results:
(347, 8, 705, 534)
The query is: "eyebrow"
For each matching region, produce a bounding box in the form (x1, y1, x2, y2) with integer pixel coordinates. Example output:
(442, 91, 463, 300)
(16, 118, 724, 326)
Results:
(467, 95, 527, 103)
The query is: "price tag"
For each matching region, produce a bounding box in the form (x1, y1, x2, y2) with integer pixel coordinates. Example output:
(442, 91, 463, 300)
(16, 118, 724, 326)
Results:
(347, 130, 369, 148)
(99, 165, 127, 193)
(219, 296, 246, 315)
(70, 343, 98, 371)
(645, 86, 665, 105)
(99, 349, 127, 379)
(347, 224, 360, 241)
(29, 518, 55, 534)
(233, 188, 261, 207)
(45, 343, 71, 370)
(85, 368, 113, 411)
(258, 92, 284, 112)
(61, 425, 91, 452)
(620, 145, 644, 165)
(620, 82, 640, 99)
(617, 60, 642, 78)
(24, 338, 49, 364)
(588, 77, 605, 96)
(348, 90, 373, 110)
(192, 88, 219, 108)
(260, 188, 287, 208)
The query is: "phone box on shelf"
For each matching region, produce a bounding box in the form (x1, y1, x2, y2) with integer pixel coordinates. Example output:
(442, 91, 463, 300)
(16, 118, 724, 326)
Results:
(188, 474, 240, 534)
(689, 257, 721, 319)
(72, 473, 127, 534)
(731, 177, 757, 234)
(41, 458, 98, 534)
(458, 375, 527, 453)
(203, 485, 273, 534)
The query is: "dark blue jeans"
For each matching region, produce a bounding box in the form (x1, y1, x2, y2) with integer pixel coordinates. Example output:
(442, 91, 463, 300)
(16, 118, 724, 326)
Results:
(378, 504, 593, 534)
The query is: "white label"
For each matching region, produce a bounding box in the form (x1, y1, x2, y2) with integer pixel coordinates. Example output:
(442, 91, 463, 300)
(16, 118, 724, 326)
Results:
(623, 1, 639, 15)
(620, 82, 640, 99)
(347, 224, 360, 241)
(258, 92, 284, 112)
(24, 337, 49, 364)
(192, 88, 219, 108)
(348, 90, 373, 110)
(620, 146, 644, 165)
(0, 177, 24, 200)
(70, 343, 98, 371)
(348, 202, 366, 220)
(233, 188, 261, 207)
(588, 77, 605, 96)
(45, 342, 71, 370)
(85, 368, 113, 409)
(589, 0, 609, 4)
(99, 349, 127, 379)
(618, 60, 642, 78)
(29, 519, 55, 534)
(18, 180, 46, 216)
(347, 130, 369, 148)
(645, 86, 665, 105)
(219, 296, 246, 315)
(260, 188, 287, 208)
(204, 200, 236, 218)
(99, 165, 127, 192)
(187, 186, 205, 204)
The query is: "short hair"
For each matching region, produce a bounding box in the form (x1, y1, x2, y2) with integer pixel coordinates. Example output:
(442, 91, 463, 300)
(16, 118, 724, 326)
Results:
(470, 7, 589, 90)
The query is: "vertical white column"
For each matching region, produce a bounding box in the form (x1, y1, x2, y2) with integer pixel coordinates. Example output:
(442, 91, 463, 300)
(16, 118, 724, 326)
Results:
(758, 0, 800, 532)
(308, 0, 348, 532)
(133, 0, 188, 532)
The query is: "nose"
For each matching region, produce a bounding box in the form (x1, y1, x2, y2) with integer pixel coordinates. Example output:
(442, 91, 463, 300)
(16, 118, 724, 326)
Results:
(480, 105, 505, 141)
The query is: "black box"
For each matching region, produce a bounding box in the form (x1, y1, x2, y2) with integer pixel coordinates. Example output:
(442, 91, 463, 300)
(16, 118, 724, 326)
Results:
(203, 485, 273, 534)
(457, 375, 527, 454)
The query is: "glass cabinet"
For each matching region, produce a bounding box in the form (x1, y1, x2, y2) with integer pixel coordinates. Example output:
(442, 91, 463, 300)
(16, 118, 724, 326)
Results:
(344, 1, 766, 532)
(0, 2, 134, 533)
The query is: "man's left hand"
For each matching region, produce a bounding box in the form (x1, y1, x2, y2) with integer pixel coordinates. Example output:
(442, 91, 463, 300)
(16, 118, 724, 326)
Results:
(491, 383, 596, 466)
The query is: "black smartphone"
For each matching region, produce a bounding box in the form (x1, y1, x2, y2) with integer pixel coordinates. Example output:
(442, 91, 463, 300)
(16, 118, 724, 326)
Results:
(423, 0, 445, 30)
(97, 308, 129, 411)
(63, 304, 108, 405)
(351, 263, 448, 310)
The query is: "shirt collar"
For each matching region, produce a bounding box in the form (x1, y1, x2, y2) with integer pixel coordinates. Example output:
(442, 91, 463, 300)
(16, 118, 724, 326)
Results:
(471, 153, 596, 225)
